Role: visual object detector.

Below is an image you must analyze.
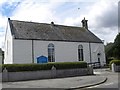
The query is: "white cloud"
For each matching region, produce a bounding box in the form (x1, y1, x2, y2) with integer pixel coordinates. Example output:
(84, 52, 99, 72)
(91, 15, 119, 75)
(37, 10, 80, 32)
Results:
(86, 0, 118, 43)
(63, 0, 119, 44)
(0, 15, 7, 29)
(0, 13, 7, 49)
(0, 0, 21, 49)
(11, 0, 64, 23)
(0, 0, 119, 49)
(0, 31, 5, 49)
(0, 0, 7, 4)
(88, 0, 118, 28)
(0, 0, 65, 48)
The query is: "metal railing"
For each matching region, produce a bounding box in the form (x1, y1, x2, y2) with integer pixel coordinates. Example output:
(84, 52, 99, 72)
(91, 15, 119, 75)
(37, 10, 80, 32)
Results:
(87, 62, 101, 68)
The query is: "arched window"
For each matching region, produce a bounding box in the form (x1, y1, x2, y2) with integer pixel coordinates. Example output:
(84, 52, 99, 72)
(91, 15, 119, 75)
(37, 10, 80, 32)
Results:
(78, 45, 84, 61)
(48, 43, 55, 62)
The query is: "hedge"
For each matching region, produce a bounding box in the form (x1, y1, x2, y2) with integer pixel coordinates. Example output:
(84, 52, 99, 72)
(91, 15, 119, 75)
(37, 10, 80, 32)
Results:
(109, 60, 120, 66)
(1, 61, 87, 72)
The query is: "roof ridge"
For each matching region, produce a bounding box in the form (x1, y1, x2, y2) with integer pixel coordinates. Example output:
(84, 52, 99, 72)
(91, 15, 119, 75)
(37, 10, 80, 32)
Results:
(11, 19, 84, 28)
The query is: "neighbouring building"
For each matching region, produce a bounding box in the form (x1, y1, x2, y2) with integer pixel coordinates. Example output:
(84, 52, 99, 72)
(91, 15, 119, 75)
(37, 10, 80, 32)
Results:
(4, 18, 106, 66)
(0, 48, 3, 64)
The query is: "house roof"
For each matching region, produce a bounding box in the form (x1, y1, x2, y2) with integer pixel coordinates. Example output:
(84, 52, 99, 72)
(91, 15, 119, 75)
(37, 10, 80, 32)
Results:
(8, 18, 103, 43)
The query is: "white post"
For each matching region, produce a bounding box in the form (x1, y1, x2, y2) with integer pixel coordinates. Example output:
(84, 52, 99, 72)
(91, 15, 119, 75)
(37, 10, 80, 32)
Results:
(112, 63, 116, 72)
(51, 66, 56, 78)
(88, 65, 94, 75)
(2, 68, 8, 82)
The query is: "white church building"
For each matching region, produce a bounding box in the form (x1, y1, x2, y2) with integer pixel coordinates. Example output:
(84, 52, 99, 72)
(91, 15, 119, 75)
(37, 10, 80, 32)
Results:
(4, 18, 106, 66)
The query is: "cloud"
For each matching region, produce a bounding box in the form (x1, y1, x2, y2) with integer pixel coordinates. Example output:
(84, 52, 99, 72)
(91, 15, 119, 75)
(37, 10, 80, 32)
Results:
(92, 0, 118, 28)
(88, 0, 118, 43)
(0, 4, 7, 48)
(11, 0, 65, 23)
(118, 1, 120, 33)
(0, 0, 65, 48)
(0, 0, 17, 49)
(89, 0, 118, 43)
(0, 0, 119, 49)
(0, 12, 8, 49)
(0, 14, 7, 29)
(63, 0, 119, 43)
(0, 30, 5, 49)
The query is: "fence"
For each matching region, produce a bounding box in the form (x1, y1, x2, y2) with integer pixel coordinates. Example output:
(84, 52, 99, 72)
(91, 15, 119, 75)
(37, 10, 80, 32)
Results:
(87, 62, 101, 68)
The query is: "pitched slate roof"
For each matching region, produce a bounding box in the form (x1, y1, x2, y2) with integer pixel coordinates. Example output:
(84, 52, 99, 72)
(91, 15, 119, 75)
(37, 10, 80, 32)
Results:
(8, 18, 102, 43)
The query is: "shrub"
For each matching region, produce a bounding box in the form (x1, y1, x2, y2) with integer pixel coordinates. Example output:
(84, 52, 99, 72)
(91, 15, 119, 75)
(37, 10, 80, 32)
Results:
(109, 60, 120, 66)
(2, 61, 87, 72)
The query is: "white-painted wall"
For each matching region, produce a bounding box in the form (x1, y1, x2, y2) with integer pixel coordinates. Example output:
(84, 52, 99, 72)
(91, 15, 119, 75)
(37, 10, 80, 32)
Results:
(33, 40, 91, 63)
(4, 22, 13, 64)
(5, 37, 106, 66)
(13, 40, 33, 64)
(91, 43, 106, 66)
(34, 41, 106, 65)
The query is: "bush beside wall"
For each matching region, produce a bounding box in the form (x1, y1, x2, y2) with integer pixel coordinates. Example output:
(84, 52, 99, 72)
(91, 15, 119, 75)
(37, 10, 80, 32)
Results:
(1, 61, 87, 72)
(109, 60, 120, 65)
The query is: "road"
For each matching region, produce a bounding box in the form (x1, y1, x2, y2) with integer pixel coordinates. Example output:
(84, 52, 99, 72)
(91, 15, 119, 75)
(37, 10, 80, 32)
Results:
(76, 68, 119, 89)
(1, 68, 119, 90)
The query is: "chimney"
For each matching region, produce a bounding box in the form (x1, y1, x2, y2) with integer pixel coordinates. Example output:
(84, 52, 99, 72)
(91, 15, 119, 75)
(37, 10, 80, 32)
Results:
(8, 18, 10, 21)
(51, 21, 55, 26)
(81, 17, 88, 30)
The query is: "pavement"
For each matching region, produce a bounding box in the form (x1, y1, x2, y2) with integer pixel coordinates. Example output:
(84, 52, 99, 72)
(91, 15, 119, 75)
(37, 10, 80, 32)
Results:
(2, 74, 107, 89)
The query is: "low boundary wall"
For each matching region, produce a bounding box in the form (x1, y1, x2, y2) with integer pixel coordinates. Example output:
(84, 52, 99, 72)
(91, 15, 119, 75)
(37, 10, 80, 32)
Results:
(2, 66, 93, 82)
(111, 63, 120, 72)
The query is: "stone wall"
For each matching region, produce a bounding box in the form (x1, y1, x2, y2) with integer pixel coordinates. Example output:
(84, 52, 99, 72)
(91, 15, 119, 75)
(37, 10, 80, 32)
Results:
(2, 66, 93, 82)
(111, 63, 120, 72)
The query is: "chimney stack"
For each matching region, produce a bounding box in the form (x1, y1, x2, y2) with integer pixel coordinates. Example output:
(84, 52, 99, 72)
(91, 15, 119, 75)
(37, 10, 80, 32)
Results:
(81, 17, 88, 30)
(51, 21, 55, 26)
(8, 18, 10, 21)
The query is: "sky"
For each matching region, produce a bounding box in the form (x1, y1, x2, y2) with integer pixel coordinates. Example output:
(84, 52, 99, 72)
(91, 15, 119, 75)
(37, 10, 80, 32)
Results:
(0, 0, 119, 49)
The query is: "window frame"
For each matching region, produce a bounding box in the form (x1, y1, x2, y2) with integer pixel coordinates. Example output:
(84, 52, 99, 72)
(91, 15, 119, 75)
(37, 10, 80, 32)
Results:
(78, 45, 84, 61)
(48, 43, 55, 62)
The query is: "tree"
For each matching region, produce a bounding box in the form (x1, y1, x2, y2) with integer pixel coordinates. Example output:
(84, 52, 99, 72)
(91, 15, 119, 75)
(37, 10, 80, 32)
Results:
(113, 33, 120, 59)
(105, 33, 120, 63)
(105, 43, 114, 58)
(105, 42, 114, 64)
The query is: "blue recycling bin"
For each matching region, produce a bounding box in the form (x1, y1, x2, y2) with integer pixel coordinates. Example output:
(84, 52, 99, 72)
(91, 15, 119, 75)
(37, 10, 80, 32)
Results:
(37, 56, 48, 63)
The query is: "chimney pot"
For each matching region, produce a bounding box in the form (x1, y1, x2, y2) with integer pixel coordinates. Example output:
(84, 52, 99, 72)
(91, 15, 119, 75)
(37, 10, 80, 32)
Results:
(8, 18, 10, 20)
(51, 21, 54, 25)
(81, 17, 88, 30)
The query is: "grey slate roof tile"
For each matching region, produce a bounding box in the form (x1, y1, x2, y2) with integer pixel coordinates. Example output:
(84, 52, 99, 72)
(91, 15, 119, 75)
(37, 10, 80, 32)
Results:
(9, 19, 102, 43)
